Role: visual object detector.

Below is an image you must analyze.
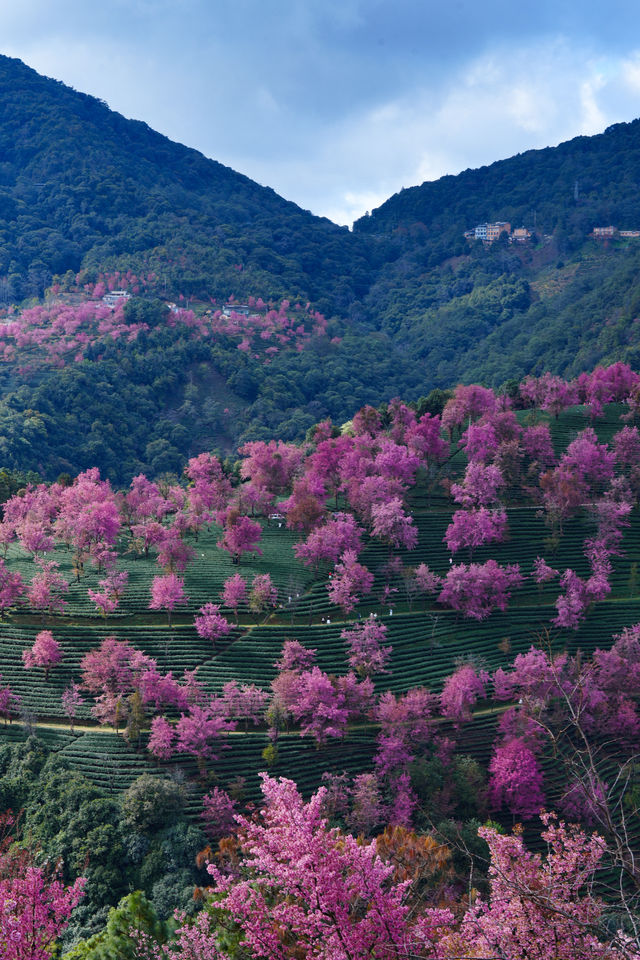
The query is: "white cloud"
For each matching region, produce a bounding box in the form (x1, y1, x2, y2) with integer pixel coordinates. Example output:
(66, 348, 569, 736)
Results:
(276, 37, 640, 225)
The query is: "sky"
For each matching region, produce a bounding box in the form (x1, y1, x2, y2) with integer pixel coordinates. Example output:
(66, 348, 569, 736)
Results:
(2, 1, 640, 226)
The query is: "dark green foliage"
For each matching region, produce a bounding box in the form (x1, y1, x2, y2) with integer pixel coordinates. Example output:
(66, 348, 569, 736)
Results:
(2, 55, 640, 478)
(121, 774, 184, 834)
(0, 54, 376, 312)
(0, 738, 207, 944)
(62, 890, 171, 959)
(411, 754, 488, 826)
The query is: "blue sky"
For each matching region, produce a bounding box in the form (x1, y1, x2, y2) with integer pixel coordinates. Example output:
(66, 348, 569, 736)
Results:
(3, 1, 640, 225)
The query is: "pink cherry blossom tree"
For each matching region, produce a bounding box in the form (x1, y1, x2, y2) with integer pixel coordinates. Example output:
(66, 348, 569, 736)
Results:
(341, 615, 392, 677)
(438, 559, 523, 620)
(248, 573, 278, 618)
(149, 573, 187, 628)
(27, 559, 69, 622)
(201, 774, 455, 960)
(201, 786, 237, 840)
(194, 603, 234, 647)
(147, 715, 176, 760)
(22, 630, 63, 679)
(487, 737, 546, 819)
(61, 683, 84, 733)
(294, 512, 364, 570)
(220, 573, 247, 620)
(370, 498, 418, 551)
(217, 513, 263, 564)
(0, 833, 85, 960)
(327, 550, 374, 615)
(455, 814, 630, 960)
(439, 662, 490, 724)
(175, 704, 236, 774)
(444, 506, 507, 556)
(0, 560, 24, 617)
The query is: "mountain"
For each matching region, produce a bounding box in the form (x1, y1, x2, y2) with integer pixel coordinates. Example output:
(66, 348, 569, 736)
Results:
(0, 54, 378, 314)
(355, 118, 640, 242)
(1, 55, 640, 483)
(352, 120, 640, 384)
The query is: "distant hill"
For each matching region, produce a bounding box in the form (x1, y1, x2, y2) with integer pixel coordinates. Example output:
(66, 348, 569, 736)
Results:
(0, 54, 379, 315)
(352, 121, 640, 386)
(354, 119, 640, 243)
(1, 55, 640, 481)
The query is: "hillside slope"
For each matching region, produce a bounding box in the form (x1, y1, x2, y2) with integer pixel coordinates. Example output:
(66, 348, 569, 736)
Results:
(0, 55, 378, 314)
(2, 57, 640, 477)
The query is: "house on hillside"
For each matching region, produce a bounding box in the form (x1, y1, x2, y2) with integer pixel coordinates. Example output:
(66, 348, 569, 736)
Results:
(591, 226, 617, 238)
(102, 290, 131, 309)
(486, 221, 511, 241)
(222, 304, 250, 317)
(464, 221, 511, 243)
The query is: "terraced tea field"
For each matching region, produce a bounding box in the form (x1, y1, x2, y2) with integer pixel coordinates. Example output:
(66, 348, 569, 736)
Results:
(0, 402, 638, 820)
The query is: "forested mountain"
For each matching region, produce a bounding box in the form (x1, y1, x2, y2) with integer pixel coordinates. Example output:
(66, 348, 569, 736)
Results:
(355, 118, 640, 244)
(351, 118, 640, 386)
(0, 55, 378, 314)
(2, 54, 640, 482)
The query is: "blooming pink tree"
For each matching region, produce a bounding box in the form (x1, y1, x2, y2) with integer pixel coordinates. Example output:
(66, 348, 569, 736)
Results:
(341, 615, 392, 677)
(327, 550, 374, 615)
(281, 476, 326, 532)
(147, 715, 175, 760)
(442, 383, 497, 435)
(238, 439, 303, 495)
(80, 636, 154, 728)
(370, 498, 418, 551)
(0, 675, 20, 723)
(553, 568, 591, 629)
(374, 688, 434, 825)
(275, 639, 317, 672)
(439, 663, 489, 724)
(520, 372, 577, 417)
(438, 559, 523, 620)
(451, 461, 504, 508)
(87, 569, 128, 618)
(454, 815, 630, 960)
(0, 560, 24, 616)
(405, 412, 448, 463)
(175, 704, 236, 774)
(217, 513, 263, 564)
(220, 573, 247, 620)
(61, 683, 84, 733)
(22, 630, 63, 679)
(459, 420, 499, 462)
(413, 563, 442, 608)
(55, 468, 121, 575)
(295, 513, 364, 570)
(201, 786, 237, 840)
(523, 423, 556, 466)
(155, 527, 196, 573)
(287, 667, 373, 744)
(200, 774, 454, 960)
(149, 573, 187, 628)
(0, 841, 85, 960)
(27, 560, 69, 622)
(487, 737, 546, 818)
(220, 681, 269, 728)
(138, 667, 188, 714)
(444, 507, 507, 556)
(194, 603, 234, 647)
(533, 556, 559, 584)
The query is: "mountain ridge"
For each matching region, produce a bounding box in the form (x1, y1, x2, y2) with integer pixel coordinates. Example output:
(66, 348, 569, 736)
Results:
(1, 55, 640, 482)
